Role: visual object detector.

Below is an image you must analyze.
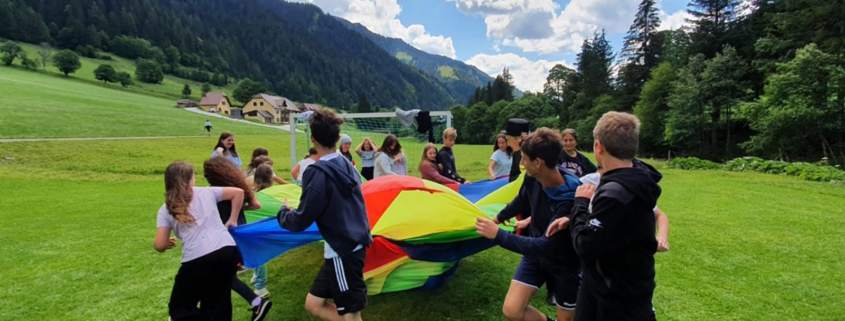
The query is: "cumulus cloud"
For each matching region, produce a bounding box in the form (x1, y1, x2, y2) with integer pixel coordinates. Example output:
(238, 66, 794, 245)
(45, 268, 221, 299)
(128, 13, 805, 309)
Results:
(292, 0, 457, 58)
(658, 9, 692, 31)
(450, 0, 666, 54)
(465, 53, 572, 92)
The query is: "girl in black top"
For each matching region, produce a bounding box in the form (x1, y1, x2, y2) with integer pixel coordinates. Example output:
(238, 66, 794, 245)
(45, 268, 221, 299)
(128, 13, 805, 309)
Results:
(558, 128, 597, 177)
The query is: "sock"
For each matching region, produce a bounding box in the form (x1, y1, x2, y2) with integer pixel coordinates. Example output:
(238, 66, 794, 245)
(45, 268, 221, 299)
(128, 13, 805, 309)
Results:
(251, 297, 261, 307)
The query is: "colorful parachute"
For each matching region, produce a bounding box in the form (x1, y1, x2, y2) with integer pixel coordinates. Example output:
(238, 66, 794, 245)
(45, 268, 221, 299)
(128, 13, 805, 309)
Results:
(229, 174, 523, 295)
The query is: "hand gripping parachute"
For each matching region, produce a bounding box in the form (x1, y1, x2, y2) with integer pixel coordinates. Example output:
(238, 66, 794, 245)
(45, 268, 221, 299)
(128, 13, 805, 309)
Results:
(229, 174, 524, 295)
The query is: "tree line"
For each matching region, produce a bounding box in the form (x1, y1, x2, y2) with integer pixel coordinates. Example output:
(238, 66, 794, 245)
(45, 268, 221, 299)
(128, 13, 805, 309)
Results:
(451, 0, 845, 165)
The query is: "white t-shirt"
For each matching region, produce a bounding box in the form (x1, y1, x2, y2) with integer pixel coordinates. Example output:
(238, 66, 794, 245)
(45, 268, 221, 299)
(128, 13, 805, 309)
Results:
(156, 187, 236, 263)
(580, 173, 658, 212)
(297, 158, 317, 181)
(490, 150, 512, 178)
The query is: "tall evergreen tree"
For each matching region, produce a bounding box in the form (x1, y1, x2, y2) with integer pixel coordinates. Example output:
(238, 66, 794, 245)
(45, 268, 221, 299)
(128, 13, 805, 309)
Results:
(618, 0, 662, 110)
(357, 93, 371, 113)
(687, 0, 740, 58)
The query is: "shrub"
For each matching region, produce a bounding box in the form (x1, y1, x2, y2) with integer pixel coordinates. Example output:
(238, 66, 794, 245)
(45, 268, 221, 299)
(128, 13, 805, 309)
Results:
(725, 157, 844, 182)
(668, 157, 723, 170)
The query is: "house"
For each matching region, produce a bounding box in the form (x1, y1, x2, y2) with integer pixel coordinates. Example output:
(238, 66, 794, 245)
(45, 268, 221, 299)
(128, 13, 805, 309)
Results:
(199, 92, 233, 116)
(297, 103, 321, 113)
(242, 94, 299, 123)
(175, 99, 199, 108)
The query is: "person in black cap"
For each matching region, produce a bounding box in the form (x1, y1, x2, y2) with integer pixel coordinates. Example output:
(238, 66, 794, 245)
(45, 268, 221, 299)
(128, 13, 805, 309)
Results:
(503, 119, 530, 183)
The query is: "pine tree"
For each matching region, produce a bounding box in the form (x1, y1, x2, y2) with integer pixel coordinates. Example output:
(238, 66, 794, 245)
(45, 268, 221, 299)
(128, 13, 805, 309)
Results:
(618, 0, 662, 110)
(687, 0, 740, 58)
(358, 93, 371, 113)
(182, 84, 192, 99)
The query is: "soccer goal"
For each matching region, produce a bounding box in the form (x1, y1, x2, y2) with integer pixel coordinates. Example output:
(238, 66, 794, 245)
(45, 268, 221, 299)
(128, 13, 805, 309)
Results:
(288, 111, 453, 175)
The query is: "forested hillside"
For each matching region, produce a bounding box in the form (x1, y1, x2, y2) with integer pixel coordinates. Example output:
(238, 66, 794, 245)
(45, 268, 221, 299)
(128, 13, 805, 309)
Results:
(0, 0, 460, 110)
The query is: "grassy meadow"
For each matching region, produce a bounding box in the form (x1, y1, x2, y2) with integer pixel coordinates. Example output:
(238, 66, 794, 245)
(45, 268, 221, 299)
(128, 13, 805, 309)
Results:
(1, 64, 844, 320)
(13, 42, 235, 102)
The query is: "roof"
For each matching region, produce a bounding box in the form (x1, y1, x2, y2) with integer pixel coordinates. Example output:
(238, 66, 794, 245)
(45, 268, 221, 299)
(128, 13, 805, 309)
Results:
(199, 92, 228, 106)
(253, 94, 297, 111)
(297, 103, 321, 112)
(257, 110, 273, 118)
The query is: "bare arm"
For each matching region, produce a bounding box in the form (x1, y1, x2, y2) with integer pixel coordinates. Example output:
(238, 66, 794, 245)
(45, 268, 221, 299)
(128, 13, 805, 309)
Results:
(272, 175, 289, 185)
(291, 164, 301, 181)
(355, 140, 365, 155)
(488, 160, 497, 180)
(655, 207, 670, 252)
(220, 187, 244, 227)
(154, 227, 176, 252)
(244, 195, 262, 210)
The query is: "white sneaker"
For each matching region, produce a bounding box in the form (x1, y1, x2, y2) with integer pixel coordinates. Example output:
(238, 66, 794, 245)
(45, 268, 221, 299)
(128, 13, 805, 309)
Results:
(250, 272, 257, 284)
(254, 288, 270, 299)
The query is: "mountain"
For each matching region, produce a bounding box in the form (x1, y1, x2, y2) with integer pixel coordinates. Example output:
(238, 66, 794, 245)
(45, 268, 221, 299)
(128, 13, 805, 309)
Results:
(0, 0, 459, 110)
(335, 19, 496, 104)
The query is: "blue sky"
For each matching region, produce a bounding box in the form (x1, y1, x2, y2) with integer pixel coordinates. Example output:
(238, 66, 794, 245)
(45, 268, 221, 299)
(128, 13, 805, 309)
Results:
(291, 0, 692, 92)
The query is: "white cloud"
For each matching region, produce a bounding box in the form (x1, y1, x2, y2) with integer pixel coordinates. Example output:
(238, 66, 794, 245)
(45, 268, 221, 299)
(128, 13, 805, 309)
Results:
(451, 0, 696, 55)
(465, 53, 572, 92)
(658, 9, 692, 31)
(292, 0, 457, 58)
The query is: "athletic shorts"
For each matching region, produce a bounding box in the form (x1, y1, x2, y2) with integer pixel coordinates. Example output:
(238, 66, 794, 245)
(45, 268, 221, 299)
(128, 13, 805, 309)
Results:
(512, 256, 581, 311)
(310, 249, 368, 315)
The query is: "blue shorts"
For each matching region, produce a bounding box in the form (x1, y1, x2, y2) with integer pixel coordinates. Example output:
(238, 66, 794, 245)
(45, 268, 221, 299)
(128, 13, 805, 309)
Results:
(512, 256, 581, 310)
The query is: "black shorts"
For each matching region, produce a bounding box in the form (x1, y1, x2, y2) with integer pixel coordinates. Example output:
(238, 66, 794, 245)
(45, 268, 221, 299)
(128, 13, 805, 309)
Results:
(310, 249, 368, 315)
(205, 126, 211, 132)
(512, 256, 581, 310)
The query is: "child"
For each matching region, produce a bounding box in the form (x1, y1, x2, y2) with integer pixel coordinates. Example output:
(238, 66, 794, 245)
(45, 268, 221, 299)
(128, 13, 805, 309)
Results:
(277, 109, 373, 321)
(203, 157, 272, 321)
(502, 119, 530, 183)
(211, 131, 241, 168)
(154, 161, 243, 320)
(488, 134, 513, 180)
(558, 129, 598, 177)
(475, 128, 582, 321)
(205, 120, 212, 137)
(338, 134, 355, 165)
(244, 148, 289, 185)
(355, 138, 378, 180)
(437, 128, 469, 184)
(549, 112, 662, 321)
(373, 135, 402, 179)
(249, 164, 276, 301)
(418, 143, 458, 184)
(291, 148, 318, 186)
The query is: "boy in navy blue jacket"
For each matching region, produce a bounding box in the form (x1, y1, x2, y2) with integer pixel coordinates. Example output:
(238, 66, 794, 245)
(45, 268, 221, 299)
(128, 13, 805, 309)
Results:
(475, 128, 582, 321)
(548, 112, 662, 321)
(278, 109, 373, 321)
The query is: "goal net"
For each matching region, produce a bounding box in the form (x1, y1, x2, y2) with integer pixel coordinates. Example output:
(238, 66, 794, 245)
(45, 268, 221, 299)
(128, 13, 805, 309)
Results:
(288, 111, 453, 177)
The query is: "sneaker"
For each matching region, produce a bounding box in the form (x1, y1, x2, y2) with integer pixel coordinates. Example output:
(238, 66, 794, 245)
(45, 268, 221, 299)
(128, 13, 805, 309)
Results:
(251, 299, 272, 321)
(250, 271, 257, 284)
(254, 287, 270, 299)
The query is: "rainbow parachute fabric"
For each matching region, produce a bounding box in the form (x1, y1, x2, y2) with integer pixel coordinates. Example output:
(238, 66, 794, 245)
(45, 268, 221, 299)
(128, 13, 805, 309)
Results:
(229, 174, 523, 295)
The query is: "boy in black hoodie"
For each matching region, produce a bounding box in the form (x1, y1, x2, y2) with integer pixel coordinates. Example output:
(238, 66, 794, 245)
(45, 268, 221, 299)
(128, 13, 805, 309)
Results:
(277, 109, 373, 321)
(548, 112, 662, 321)
(475, 128, 582, 321)
(437, 127, 470, 184)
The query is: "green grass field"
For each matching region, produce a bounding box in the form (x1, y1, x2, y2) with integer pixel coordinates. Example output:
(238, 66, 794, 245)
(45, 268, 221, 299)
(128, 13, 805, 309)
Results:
(1, 64, 844, 320)
(13, 42, 235, 102)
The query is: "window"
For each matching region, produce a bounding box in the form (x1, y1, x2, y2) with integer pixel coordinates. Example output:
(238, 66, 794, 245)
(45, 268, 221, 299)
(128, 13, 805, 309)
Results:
(225, 111, 229, 115)
(253, 102, 257, 106)
(276, 109, 280, 115)
(222, 101, 227, 106)
(260, 102, 264, 106)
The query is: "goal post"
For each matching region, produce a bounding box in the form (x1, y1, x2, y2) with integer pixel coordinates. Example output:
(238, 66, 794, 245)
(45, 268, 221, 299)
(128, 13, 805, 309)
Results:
(289, 111, 453, 172)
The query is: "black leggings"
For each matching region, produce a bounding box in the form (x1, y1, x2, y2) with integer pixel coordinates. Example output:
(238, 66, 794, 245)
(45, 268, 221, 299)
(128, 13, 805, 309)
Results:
(169, 246, 239, 321)
(361, 167, 374, 181)
(232, 276, 258, 304)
